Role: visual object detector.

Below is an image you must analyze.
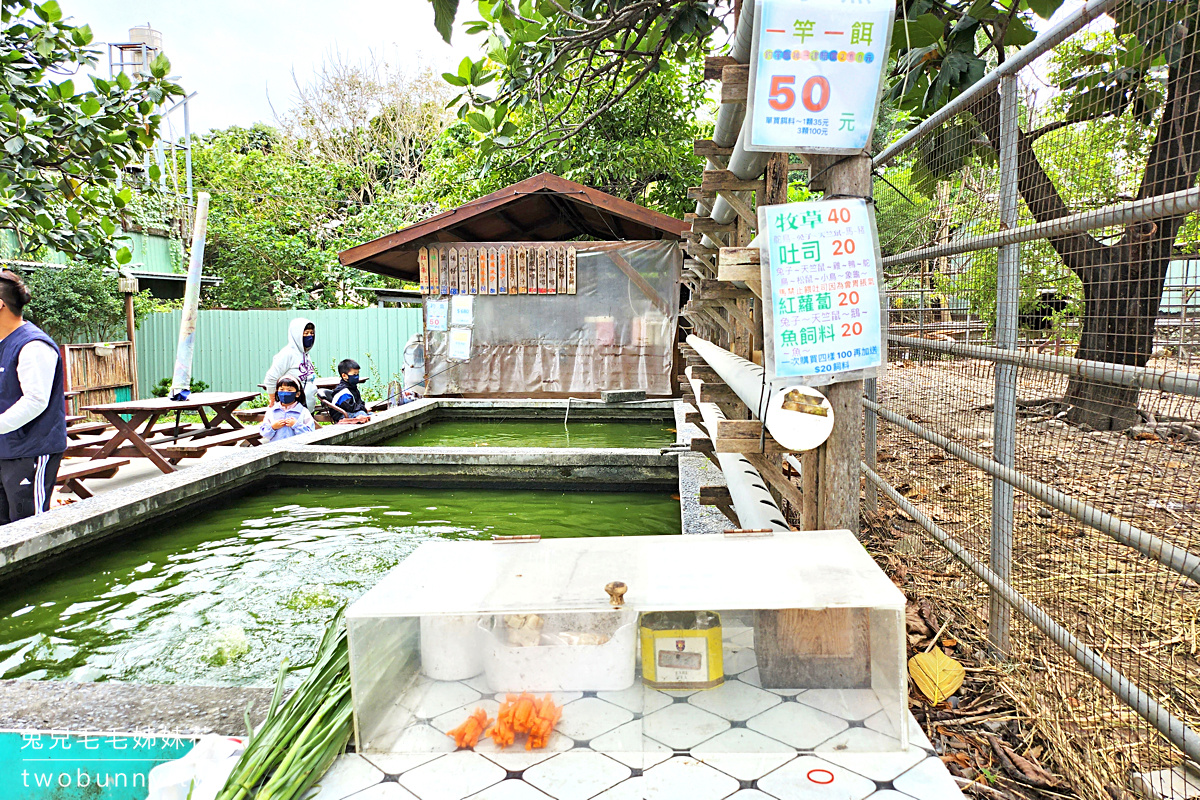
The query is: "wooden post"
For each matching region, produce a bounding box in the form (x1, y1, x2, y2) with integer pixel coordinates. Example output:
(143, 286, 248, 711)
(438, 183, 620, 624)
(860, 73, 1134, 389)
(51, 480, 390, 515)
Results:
(808, 154, 872, 533)
(119, 274, 139, 399)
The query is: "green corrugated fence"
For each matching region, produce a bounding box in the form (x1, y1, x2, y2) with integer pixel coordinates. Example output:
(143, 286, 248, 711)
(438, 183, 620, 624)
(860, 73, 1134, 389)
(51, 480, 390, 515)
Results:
(134, 308, 424, 397)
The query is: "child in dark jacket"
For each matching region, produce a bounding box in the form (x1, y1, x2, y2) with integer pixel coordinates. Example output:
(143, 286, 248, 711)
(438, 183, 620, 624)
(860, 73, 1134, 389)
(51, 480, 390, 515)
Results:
(331, 359, 370, 424)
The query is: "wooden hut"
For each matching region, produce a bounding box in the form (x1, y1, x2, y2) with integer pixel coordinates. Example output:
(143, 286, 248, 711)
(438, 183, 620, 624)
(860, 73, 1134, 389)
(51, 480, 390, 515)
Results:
(339, 173, 688, 397)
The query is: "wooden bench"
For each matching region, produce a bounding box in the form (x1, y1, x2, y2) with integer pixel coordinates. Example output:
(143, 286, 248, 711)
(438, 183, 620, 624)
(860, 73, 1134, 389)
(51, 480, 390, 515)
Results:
(65, 423, 206, 458)
(66, 421, 111, 438)
(56, 457, 130, 499)
(162, 428, 262, 459)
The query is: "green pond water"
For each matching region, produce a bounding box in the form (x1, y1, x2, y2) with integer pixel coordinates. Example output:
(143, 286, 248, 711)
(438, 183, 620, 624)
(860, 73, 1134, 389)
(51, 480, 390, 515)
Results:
(379, 418, 675, 448)
(0, 486, 679, 687)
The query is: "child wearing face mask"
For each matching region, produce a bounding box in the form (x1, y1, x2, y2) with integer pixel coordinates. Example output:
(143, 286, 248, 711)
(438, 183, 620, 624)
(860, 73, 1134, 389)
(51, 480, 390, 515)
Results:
(263, 318, 318, 413)
(259, 377, 316, 442)
(330, 358, 370, 424)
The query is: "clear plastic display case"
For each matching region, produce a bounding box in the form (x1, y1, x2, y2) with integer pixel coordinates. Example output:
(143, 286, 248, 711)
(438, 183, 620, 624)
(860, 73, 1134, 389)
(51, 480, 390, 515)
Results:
(346, 531, 908, 762)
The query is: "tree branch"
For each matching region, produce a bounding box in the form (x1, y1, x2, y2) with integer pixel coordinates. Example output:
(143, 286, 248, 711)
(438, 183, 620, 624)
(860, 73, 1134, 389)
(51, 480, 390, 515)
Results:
(969, 87, 1107, 281)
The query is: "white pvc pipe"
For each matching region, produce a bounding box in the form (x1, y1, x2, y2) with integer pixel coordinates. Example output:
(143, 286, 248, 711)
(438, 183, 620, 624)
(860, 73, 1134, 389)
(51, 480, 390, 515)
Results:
(170, 191, 210, 400)
(687, 335, 834, 451)
(686, 366, 790, 532)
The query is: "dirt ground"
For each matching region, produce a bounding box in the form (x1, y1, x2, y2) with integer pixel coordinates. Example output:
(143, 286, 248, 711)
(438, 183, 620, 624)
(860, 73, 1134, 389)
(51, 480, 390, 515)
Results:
(867, 356, 1200, 800)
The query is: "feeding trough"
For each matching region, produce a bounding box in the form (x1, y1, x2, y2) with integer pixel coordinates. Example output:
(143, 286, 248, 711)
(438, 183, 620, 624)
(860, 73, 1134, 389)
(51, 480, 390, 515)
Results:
(345, 530, 909, 756)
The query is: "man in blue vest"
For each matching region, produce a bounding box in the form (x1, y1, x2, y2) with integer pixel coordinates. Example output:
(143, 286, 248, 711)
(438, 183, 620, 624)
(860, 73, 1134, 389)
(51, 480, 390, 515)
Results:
(0, 270, 66, 523)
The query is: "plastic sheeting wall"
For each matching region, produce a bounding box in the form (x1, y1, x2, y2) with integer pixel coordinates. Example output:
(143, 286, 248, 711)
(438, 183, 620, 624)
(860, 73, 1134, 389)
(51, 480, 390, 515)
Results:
(425, 241, 681, 396)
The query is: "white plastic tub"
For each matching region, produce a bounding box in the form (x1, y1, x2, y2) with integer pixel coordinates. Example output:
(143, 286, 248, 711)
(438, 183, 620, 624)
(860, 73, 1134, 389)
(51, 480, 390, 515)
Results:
(420, 615, 483, 680)
(480, 611, 636, 692)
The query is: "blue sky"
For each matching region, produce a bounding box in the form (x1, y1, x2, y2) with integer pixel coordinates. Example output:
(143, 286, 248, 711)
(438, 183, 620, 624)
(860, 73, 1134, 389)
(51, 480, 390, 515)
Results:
(63, 0, 480, 134)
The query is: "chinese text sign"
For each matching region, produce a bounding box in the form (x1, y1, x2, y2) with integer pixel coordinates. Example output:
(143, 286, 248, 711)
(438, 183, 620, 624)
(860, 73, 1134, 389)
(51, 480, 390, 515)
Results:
(748, 0, 893, 152)
(762, 199, 882, 378)
(448, 327, 472, 361)
(427, 299, 448, 332)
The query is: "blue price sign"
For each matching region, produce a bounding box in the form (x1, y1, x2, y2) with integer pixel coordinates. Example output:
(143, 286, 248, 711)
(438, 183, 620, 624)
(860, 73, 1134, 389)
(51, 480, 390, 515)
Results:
(747, 0, 894, 153)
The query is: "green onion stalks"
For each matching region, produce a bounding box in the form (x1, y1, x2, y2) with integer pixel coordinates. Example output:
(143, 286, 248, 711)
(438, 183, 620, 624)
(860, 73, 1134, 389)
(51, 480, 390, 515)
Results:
(216, 607, 354, 800)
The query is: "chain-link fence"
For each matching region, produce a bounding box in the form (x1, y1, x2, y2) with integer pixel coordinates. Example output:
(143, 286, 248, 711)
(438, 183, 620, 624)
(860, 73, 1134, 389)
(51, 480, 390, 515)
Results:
(868, 1, 1200, 797)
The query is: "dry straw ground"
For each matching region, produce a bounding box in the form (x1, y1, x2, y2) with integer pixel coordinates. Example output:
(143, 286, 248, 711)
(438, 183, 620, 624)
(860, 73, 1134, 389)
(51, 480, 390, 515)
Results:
(865, 356, 1199, 800)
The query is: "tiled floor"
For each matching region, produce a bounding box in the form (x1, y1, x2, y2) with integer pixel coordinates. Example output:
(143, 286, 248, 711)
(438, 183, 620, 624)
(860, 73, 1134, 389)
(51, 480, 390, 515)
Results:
(308, 628, 963, 800)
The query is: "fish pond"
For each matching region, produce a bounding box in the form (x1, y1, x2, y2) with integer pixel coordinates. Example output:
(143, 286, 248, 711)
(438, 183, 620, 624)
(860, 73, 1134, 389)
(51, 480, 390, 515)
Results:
(377, 418, 675, 448)
(0, 486, 679, 687)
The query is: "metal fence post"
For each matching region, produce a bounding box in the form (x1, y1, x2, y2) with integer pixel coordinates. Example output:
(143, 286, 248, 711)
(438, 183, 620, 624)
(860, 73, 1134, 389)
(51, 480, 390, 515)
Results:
(990, 75, 1020, 655)
(865, 376, 877, 513)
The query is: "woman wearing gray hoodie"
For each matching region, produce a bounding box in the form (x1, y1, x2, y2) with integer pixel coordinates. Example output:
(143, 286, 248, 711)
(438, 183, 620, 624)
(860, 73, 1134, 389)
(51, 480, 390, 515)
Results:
(262, 318, 317, 412)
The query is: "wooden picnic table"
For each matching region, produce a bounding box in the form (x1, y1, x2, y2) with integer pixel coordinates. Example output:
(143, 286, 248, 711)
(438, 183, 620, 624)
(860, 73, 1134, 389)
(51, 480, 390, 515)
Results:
(76, 391, 262, 474)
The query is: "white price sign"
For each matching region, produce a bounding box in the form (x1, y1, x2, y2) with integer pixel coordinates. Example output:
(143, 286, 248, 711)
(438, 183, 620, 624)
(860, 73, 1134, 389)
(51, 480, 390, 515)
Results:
(448, 327, 472, 361)
(426, 298, 448, 332)
(760, 199, 884, 380)
(747, 0, 894, 153)
(451, 294, 474, 327)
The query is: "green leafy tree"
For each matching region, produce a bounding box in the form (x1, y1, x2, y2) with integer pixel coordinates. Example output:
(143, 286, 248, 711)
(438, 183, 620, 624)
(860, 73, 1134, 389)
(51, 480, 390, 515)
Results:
(419, 59, 709, 218)
(893, 2, 1200, 429)
(22, 264, 160, 342)
(433, 0, 723, 163)
(190, 124, 365, 308)
(0, 0, 183, 264)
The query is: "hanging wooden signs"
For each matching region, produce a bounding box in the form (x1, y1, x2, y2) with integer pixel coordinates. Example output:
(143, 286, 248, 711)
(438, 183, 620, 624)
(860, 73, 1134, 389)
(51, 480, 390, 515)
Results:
(447, 247, 459, 295)
(418, 243, 584, 297)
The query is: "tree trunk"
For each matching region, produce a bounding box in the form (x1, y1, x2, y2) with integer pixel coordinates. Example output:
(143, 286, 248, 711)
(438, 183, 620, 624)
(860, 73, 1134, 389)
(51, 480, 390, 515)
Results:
(969, 17, 1200, 429)
(1064, 232, 1171, 430)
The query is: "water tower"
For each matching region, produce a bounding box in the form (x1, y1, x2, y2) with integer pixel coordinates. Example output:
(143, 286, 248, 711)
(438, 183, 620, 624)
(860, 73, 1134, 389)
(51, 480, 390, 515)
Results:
(108, 25, 163, 79)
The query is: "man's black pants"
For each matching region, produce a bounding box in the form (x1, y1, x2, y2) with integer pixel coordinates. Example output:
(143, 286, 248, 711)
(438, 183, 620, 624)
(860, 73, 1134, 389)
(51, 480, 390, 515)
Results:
(0, 452, 62, 524)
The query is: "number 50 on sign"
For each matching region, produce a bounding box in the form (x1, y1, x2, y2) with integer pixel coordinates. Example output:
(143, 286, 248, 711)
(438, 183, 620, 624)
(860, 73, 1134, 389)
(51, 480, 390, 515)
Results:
(746, 0, 894, 153)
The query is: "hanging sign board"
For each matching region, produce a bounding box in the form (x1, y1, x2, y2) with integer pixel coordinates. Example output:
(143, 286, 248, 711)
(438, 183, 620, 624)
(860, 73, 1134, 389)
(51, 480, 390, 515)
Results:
(498, 247, 509, 294)
(567, 247, 577, 295)
(438, 248, 450, 295)
(746, 0, 894, 153)
(517, 248, 528, 294)
(451, 294, 474, 327)
(418, 247, 429, 294)
(429, 248, 440, 296)
(448, 327, 472, 361)
(458, 248, 469, 295)
(759, 198, 885, 383)
(448, 247, 459, 295)
(469, 248, 479, 295)
(487, 248, 498, 295)
(426, 298, 449, 332)
(547, 249, 558, 294)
